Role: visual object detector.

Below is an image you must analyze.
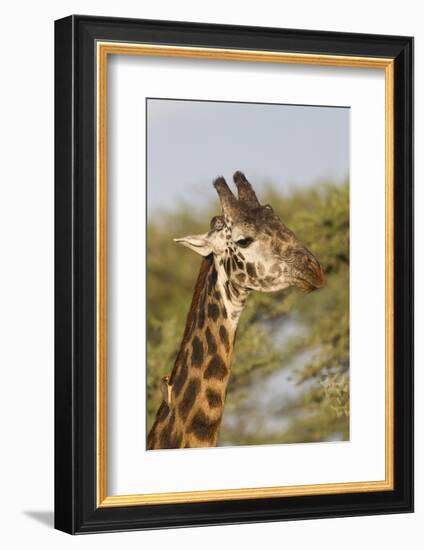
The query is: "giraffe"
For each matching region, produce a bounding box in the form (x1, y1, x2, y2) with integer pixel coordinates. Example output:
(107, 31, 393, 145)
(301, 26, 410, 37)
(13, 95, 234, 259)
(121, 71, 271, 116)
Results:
(147, 171, 325, 450)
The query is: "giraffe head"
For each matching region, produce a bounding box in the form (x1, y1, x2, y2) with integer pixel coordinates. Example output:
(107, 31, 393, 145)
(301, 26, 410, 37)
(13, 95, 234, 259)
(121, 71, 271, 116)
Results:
(175, 171, 325, 294)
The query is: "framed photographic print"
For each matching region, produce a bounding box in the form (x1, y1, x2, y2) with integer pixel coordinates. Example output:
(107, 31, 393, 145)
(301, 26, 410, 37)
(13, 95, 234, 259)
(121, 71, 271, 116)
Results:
(54, 15, 413, 534)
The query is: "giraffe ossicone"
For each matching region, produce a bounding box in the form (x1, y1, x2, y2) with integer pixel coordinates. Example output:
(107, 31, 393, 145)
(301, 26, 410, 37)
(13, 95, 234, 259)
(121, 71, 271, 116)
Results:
(147, 171, 325, 450)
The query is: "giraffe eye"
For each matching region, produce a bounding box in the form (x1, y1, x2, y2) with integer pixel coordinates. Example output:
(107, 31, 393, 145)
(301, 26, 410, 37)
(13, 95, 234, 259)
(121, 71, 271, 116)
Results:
(236, 237, 254, 248)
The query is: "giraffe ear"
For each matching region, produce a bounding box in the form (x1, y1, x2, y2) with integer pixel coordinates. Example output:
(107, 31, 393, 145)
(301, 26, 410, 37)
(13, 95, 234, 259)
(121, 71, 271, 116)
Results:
(173, 233, 213, 257)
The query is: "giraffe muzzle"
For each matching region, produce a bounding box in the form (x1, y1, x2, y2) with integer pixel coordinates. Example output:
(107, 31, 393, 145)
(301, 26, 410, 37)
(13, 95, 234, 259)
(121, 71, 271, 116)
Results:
(292, 250, 326, 291)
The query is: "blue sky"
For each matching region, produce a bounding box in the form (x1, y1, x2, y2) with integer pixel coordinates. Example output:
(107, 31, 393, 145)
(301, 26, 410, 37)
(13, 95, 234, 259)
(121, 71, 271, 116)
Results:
(147, 99, 349, 213)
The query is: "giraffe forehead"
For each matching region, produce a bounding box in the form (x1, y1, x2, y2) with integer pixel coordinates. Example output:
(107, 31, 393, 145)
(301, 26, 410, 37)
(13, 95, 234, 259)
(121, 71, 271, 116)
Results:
(225, 212, 293, 241)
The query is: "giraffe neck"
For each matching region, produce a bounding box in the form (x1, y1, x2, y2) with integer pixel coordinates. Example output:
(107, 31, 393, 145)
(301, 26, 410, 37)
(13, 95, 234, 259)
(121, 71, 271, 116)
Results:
(147, 255, 250, 449)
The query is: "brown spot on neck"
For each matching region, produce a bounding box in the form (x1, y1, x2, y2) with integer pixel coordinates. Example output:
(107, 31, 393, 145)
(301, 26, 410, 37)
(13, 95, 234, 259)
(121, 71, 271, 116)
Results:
(187, 409, 221, 442)
(179, 378, 200, 422)
(206, 388, 222, 408)
(191, 336, 204, 367)
(204, 355, 228, 380)
(207, 303, 220, 321)
(219, 325, 230, 353)
(205, 327, 217, 354)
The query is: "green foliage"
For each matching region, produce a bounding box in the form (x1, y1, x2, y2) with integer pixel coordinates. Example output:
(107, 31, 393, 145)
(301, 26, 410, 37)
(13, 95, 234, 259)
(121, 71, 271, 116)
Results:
(146, 180, 350, 445)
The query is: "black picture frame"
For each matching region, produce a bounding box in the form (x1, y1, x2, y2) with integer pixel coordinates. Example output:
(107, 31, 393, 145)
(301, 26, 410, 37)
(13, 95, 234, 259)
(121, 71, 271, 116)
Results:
(55, 15, 413, 534)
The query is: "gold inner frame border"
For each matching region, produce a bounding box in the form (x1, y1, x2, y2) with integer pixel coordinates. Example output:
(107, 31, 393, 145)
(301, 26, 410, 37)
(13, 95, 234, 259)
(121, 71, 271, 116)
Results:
(96, 42, 394, 508)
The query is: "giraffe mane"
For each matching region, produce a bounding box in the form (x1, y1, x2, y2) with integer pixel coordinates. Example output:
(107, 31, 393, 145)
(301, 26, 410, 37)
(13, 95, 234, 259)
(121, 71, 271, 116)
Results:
(181, 255, 213, 343)
(169, 255, 213, 385)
